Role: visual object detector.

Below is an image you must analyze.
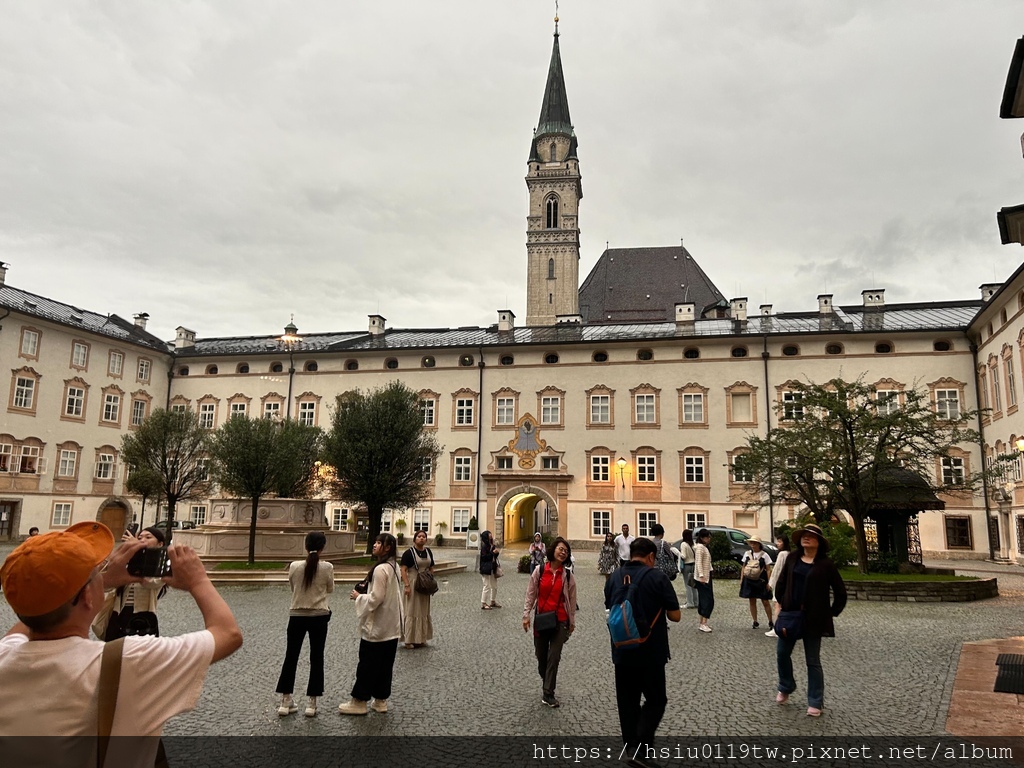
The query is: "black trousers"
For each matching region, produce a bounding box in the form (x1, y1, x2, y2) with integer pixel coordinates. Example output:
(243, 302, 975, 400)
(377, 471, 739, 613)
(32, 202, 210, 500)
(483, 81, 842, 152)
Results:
(275, 613, 330, 696)
(534, 621, 570, 696)
(614, 659, 668, 749)
(351, 638, 399, 702)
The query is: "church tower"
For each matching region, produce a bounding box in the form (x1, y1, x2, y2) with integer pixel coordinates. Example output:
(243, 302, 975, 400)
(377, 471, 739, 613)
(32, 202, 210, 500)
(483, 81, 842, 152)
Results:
(525, 20, 582, 327)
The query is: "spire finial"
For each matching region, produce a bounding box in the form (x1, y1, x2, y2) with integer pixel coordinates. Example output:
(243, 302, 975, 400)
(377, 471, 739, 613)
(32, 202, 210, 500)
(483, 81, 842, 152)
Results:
(554, 0, 559, 34)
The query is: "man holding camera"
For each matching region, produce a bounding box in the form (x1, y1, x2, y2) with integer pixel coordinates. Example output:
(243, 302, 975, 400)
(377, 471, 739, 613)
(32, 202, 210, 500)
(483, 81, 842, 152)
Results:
(0, 521, 242, 762)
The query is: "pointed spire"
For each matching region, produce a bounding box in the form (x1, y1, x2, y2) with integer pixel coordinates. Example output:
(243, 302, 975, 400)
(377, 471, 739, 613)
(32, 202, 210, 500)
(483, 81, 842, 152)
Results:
(535, 27, 573, 137)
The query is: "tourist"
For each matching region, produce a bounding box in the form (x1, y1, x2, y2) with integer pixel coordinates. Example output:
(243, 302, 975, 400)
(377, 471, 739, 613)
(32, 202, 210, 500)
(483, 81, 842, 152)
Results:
(400, 529, 435, 648)
(678, 529, 697, 609)
(613, 524, 634, 567)
(739, 536, 774, 630)
(693, 529, 714, 633)
(765, 533, 790, 637)
(94, 526, 169, 640)
(597, 532, 618, 580)
(27, 527, 39, 537)
(522, 537, 577, 708)
(338, 533, 403, 716)
(479, 530, 501, 609)
(529, 532, 547, 572)
(773, 523, 847, 717)
(275, 531, 333, 717)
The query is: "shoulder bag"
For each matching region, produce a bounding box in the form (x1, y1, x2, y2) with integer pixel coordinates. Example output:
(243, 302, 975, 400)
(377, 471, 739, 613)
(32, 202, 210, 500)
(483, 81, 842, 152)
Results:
(493, 552, 504, 578)
(775, 562, 805, 641)
(409, 547, 439, 596)
(533, 564, 559, 632)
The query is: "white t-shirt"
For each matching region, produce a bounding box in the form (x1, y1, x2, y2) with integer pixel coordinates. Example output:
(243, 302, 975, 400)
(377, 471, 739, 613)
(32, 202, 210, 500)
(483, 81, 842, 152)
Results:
(613, 534, 634, 561)
(0, 630, 214, 741)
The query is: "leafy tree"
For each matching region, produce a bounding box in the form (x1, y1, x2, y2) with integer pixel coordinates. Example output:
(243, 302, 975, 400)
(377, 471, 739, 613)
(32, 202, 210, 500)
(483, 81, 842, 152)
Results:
(208, 416, 323, 564)
(322, 382, 442, 553)
(124, 465, 164, 528)
(120, 409, 210, 545)
(740, 378, 994, 573)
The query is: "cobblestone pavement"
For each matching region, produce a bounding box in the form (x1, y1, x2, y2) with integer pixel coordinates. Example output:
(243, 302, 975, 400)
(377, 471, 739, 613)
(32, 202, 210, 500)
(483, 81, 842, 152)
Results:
(1, 546, 1022, 737)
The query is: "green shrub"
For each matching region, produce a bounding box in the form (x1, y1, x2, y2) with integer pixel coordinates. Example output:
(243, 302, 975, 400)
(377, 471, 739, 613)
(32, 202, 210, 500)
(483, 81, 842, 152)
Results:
(518, 554, 533, 574)
(713, 560, 740, 579)
(868, 554, 900, 574)
(709, 532, 732, 562)
(819, 519, 857, 568)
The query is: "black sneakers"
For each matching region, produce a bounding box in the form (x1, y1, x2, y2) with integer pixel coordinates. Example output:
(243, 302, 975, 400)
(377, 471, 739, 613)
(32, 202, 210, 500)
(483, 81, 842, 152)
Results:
(542, 694, 560, 708)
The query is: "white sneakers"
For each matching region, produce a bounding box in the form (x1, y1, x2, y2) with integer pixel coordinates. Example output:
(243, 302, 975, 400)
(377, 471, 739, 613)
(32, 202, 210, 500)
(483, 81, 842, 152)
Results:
(277, 695, 298, 716)
(765, 628, 778, 637)
(698, 624, 712, 633)
(338, 698, 369, 716)
(304, 697, 318, 717)
(370, 698, 388, 713)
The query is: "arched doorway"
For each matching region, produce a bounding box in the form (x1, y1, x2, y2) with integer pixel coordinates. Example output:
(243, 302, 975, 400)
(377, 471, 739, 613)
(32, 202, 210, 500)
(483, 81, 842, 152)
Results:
(495, 486, 557, 546)
(96, 497, 132, 535)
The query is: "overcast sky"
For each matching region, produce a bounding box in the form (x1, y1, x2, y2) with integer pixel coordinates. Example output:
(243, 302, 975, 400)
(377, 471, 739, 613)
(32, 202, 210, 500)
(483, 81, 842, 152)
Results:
(1, 1, 1022, 342)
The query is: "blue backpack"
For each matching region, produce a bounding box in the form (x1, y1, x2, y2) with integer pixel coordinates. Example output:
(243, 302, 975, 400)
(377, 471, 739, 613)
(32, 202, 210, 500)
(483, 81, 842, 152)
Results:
(607, 568, 662, 650)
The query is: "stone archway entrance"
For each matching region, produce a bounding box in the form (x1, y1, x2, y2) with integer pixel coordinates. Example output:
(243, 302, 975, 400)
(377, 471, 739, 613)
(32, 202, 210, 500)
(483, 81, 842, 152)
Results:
(495, 485, 558, 546)
(96, 498, 132, 535)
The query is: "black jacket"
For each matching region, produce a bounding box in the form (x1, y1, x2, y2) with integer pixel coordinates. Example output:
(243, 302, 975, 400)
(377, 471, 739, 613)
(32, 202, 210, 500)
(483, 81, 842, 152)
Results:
(775, 555, 847, 638)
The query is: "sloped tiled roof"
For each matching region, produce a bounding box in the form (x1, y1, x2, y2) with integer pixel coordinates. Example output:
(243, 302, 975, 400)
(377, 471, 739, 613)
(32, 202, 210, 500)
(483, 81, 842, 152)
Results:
(578, 246, 727, 324)
(0, 284, 171, 353)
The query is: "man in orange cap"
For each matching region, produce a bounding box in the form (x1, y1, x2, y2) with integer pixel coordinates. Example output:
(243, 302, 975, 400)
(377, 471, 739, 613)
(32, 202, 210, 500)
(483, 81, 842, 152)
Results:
(0, 521, 242, 757)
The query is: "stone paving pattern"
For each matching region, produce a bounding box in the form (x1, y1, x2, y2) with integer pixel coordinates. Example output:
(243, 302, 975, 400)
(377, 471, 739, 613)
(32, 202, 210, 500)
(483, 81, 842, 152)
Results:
(2, 546, 1023, 737)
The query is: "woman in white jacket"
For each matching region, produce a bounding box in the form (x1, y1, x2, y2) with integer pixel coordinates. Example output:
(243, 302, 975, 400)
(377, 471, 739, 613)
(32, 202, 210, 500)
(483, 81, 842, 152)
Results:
(339, 533, 404, 716)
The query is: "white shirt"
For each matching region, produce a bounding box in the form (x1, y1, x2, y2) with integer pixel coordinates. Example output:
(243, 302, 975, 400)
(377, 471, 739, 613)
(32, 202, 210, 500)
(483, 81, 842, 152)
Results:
(613, 533, 635, 561)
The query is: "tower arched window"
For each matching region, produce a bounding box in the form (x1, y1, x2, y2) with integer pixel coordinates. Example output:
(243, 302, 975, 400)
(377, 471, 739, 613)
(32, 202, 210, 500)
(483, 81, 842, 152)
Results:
(549, 141, 557, 162)
(547, 258, 555, 279)
(545, 195, 559, 229)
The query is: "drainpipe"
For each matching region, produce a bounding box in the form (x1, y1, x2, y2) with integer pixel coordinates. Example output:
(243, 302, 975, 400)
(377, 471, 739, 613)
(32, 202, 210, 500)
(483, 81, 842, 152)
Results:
(165, 365, 174, 409)
(475, 348, 485, 541)
(970, 342, 997, 561)
(761, 335, 775, 537)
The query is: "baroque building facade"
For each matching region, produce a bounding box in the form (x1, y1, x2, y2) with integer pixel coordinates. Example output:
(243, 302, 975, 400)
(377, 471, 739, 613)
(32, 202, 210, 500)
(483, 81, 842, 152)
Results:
(2, 30, 1023, 561)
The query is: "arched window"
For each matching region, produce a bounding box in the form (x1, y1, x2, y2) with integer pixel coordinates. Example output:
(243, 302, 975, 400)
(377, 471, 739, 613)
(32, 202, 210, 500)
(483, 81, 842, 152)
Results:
(549, 141, 557, 162)
(545, 195, 559, 229)
(548, 258, 555, 279)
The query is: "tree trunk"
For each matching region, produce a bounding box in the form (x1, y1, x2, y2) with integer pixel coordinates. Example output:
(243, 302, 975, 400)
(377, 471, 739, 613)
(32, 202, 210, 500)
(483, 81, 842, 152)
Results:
(166, 500, 176, 547)
(366, 503, 384, 554)
(852, 513, 869, 574)
(248, 494, 262, 564)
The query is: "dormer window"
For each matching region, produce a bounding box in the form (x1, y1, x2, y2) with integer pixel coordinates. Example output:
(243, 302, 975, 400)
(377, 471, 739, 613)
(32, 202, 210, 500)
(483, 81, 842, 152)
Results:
(545, 195, 559, 229)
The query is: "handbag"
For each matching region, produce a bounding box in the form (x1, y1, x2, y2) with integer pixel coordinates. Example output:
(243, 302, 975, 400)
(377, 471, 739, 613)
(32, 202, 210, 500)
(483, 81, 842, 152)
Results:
(493, 554, 503, 578)
(775, 610, 804, 640)
(532, 564, 560, 632)
(408, 547, 439, 595)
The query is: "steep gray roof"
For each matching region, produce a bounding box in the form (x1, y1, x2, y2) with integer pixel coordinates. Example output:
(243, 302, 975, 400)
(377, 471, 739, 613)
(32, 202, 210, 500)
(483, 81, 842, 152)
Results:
(578, 246, 727, 324)
(0, 284, 171, 353)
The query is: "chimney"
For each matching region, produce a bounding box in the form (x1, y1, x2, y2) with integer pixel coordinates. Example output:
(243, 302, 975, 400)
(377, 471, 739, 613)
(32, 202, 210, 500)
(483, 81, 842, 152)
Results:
(817, 294, 833, 314)
(0, 261, 7, 287)
(730, 297, 748, 322)
(675, 302, 695, 332)
(861, 290, 885, 308)
(760, 304, 772, 316)
(133, 312, 149, 330)
(555, 313, 582, 325)
(980, 283, 1001, 302)
(497, 309, 515, 333)
(174, 326, 196, 350)
(368, 314, 387, 337)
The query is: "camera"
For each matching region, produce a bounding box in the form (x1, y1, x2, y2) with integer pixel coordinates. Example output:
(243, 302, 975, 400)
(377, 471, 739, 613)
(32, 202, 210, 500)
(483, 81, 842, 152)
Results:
(127, 547, 172, 578)
(354, 579, 369, 594)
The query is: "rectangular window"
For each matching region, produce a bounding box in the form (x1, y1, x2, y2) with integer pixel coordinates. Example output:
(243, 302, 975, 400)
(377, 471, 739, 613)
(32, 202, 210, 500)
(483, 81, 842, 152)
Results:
(992, 373, 1002, 413)
(196, 458, 210, 482)
(496, 397, 515, 425)
(455, 398, 474, 426)
(497, 456, 513, 470)
(541, 396, 561, 425)
(685, 512, 707, 531)
(58, 449, 77, 477)
(1008, 358, 1018, 408)
(170, 404, 187, 413)
(635, 394, 656, 423)
(732, 454, 753, 483)
(298, 401, 316, 426)
(108, 351, 123, 377)
(14, 377, 35, 409)
(413, 508, 430, 532)
(230, 402, 247, 418)
(332, 507, 349, 531)
(730, 392, 752, 423)
(590, 395, 610, 424)
(875, 390, 898, 416)
(19, 446, 40, 474)
(102, 394, 120, 423)
(199, 403, 215, 429)
(936, 390, 960, 420)
(0, 444, 12, 473)
(682, 393, 704, 423)
(95, 453, 115, 480)
(131, 399, 147, 426)
(941, 457, 965, 485)
(263, 401, 281, 419)
(381, 511, 392, 533)
(452, 508, 470, 534)
(945, 516, 972, 549)
(782, 391, 804, 421)
(637, 455, 657, 482)
(190, 504, 207, 526)
(684, 456, 705, 483)
(137, 358, 151, 382)
(591, 455, 610, 482)
(454, 456, 473, 482)
(541, 456, 559, 470)
(591, 509, 611, 536)
(20, 329, 39, 357)
(420, 398, 435, 426)
(420, 457, 433, 482)
(638, 510, 658, 537)
(52, 502, 72, 527)
(72, 342, 89, 368)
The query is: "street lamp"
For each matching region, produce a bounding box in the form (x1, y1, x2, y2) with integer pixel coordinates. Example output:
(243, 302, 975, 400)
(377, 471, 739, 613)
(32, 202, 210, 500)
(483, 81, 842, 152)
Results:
(616, 457, 627, 489)
(279, 317, 302, 420)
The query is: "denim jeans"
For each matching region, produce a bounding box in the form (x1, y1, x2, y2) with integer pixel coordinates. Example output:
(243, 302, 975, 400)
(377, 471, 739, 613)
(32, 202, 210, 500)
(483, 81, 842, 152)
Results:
(681, 563, 697, 607)
(776, 633, 824, 708)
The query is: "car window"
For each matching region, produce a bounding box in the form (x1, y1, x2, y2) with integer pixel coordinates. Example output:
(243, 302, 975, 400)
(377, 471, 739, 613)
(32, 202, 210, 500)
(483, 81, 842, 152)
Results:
(729, 531, 747, 543)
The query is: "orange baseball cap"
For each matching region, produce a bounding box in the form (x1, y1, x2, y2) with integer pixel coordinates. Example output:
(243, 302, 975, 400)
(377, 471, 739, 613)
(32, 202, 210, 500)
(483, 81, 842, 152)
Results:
(1, 521, 114, 617)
